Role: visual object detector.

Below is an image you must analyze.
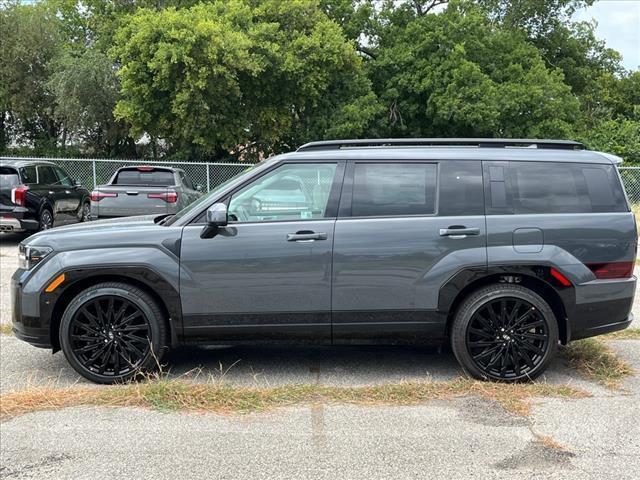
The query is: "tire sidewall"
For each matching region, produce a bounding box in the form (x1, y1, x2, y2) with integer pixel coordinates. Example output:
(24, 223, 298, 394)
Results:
(59, 285, 164, 384)
(451, 286, 559, 382)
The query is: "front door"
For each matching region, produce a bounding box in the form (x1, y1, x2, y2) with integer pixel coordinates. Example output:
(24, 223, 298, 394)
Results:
(179, 161, 344, 342)
(332, 160, 487, 343)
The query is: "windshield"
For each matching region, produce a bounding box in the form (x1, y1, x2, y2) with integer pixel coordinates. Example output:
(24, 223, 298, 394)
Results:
(164, 163, 260, 226)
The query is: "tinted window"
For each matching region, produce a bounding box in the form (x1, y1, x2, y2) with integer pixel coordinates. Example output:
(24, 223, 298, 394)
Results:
(439, 161, 484, 216)
(20, 166, 37, 184)
(114, 169, 175, 186)
(485, 161, 627, 214)
(0, 167, 20, 189)
(351, 163, 437, 217)
(37, 166, 58, 185)
(228, 163, 338, 222)
(54, 167, 74, 187)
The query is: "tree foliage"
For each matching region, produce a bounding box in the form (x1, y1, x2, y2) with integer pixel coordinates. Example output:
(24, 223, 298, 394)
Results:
(0, 0, 638, 162)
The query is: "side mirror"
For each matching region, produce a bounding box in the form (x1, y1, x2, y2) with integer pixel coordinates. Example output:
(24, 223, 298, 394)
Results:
(201, 203, 228, 239)
(206, 203, 228, 227)
(74, 179, 82, 187)
(195, 184, 203, 192)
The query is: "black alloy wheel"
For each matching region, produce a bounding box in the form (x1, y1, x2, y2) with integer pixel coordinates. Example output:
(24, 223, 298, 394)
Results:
(466, 297, 550, 379)
(60, 283, 168, 384)
(68, 296, 151, 378)
(39, 209, 53, 230)
(451, 284, 559, 382)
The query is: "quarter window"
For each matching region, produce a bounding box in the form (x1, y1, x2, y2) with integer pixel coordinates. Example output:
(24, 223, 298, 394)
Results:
(228, 163, 338, 222)
(351, 163, 437, 217)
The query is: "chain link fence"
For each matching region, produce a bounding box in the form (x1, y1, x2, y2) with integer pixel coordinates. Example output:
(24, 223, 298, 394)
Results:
(3, 156, 640, 205)
(618, 167, 640, 206)
(0, 157, 253, 192)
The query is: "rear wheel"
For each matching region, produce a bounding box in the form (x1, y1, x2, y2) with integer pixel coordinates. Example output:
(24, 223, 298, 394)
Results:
(450, 284, 558, 382)
(59, 282, 168, 384)
(38, 208, 53, 231)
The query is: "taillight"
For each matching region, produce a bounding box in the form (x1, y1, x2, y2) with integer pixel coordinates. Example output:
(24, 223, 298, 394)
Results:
(148, 191, 178, 203)
(11, 185, 28, 206)
(90, 191, 118, 202)
(587, 262, 634, 280)
(137, 166, 154, 172)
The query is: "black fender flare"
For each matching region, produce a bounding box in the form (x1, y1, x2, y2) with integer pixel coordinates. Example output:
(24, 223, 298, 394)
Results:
(43, 265, 182, 351)
(438, 265, 575, 344)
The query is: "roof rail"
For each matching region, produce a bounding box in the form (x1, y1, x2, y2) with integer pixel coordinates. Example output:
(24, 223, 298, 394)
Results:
(297, 138, 585, 152)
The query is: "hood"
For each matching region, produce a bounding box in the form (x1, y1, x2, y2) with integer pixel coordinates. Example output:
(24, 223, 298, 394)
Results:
(24, 214, 173, 251)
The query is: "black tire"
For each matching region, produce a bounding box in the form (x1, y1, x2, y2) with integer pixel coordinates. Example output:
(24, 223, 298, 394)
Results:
(38, 208, 54, 231)
(450, 284, 559, 382)
(59, 282, 168, 384)
(78, 200, 91, 222)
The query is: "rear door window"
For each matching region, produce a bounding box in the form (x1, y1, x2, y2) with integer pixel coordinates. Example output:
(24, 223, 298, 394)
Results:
(37, 166, 59, 185)
(350, 163, 437, 217)
(114, 169, 176, 186)
(484, 161, 627, 214)
(438, 161, 484, 216)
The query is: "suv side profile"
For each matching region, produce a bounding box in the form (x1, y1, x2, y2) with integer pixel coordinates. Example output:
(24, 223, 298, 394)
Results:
(11, 139, 637, 384)
(1, 159, 91, 233)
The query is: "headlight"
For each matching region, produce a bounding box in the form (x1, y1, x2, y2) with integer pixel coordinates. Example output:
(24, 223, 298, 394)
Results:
(18, 245, 53, 270)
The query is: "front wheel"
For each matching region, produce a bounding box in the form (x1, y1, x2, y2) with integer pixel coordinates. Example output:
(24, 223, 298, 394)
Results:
(59, 282, 168, 384)
(450, 284, 559, 382)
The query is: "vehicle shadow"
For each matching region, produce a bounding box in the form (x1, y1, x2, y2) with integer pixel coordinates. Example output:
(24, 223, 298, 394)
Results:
(163, 344, 463, 386)
(0, 232, 25, 246)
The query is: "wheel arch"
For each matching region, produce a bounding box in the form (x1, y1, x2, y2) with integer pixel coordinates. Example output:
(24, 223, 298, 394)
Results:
(46, 267, 181, 352)
(439, 266, 573, 344)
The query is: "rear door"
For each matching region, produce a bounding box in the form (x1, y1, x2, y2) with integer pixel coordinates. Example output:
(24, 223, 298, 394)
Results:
(36, 165, 67, 220)
(331, 160, 487, 344)
(179, 161, 344, 342)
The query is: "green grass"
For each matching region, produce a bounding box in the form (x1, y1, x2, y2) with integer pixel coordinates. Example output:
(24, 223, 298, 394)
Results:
(561, 338, 635, 388)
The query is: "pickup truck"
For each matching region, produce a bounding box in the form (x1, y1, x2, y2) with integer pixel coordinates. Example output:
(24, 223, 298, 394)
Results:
(90, 166, 202, 219)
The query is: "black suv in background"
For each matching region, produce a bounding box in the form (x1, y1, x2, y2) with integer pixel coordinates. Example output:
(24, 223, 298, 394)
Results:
(0, 159, 91, 234)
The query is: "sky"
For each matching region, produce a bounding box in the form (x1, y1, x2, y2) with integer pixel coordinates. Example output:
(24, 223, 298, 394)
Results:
(574, 0, 640, 70)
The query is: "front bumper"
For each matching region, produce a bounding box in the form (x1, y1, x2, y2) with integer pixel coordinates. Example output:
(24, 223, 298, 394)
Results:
(11, 272, 52, 349)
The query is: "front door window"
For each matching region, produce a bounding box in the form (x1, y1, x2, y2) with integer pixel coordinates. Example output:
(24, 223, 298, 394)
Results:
(228, 163, 338, 222)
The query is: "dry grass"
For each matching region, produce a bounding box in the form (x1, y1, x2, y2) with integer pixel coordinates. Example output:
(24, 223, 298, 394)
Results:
(561, 338, 635, 388)
(0, 323, 13, 336)
(0, 377, 588, 421)
(604, 328, 640, 340)
(534, 434, 571, 452)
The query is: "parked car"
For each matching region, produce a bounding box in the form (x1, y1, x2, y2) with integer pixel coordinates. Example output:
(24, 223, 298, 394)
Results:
(90, 166, 202, 219)
(11, 139, 637, 384)
(0, 159, 90, 234)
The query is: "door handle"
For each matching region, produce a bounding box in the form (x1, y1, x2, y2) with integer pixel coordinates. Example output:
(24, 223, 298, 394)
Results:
(48, 191, 55, 195)
(439, 226, 480, 238)
(287, 231, 328, 242)
(65, 190, 71, 194)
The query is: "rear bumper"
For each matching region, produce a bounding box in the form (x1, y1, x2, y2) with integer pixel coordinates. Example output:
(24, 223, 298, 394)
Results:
(0, 213, 38, 233)
(570, 275, 636, 341)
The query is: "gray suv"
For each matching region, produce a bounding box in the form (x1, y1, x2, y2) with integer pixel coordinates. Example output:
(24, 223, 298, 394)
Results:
(11, 139, 637, 384)
(90, 166, 202, 219)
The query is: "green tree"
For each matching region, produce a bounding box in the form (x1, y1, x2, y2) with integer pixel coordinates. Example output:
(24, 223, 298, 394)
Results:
(111, 0, 377, 160)
(368, 1, 580, 137)
(0, 2, 63, 151)
(47, 48, 135, 156)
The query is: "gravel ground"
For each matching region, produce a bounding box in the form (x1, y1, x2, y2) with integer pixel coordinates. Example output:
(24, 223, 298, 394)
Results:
(1, 231, 639, 479)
